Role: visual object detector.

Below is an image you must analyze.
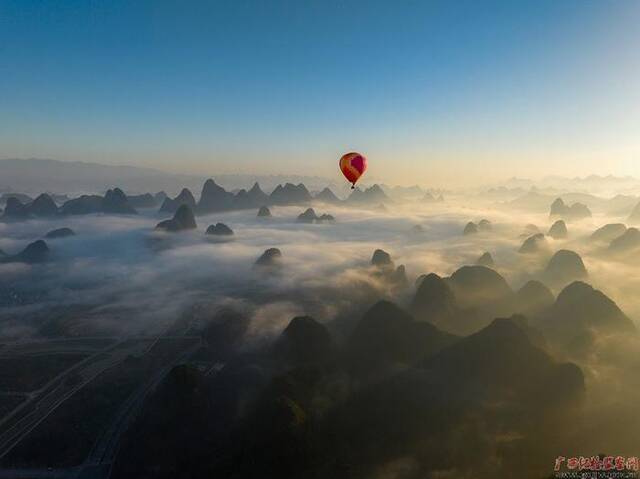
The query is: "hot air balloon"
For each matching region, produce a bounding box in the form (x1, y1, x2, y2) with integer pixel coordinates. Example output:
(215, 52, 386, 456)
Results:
(339, 152, 367, 189)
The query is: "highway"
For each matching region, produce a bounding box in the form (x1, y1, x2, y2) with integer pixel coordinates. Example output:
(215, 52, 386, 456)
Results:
(0, 335, 201, 479)
(83, 340, 201, 469)
(0, 339, 154, 460)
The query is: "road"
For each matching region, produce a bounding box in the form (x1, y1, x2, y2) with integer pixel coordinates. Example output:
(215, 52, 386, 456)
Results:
(0, 339, 154, 460)
(0, 336, 201, 479)
(83, 340, 201, 468)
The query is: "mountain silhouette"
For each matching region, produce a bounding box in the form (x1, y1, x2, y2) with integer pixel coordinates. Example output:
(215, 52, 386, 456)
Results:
(296, 208, 318, 223)
(519, 233, 547, 253)
(548, 219, 567, 239)
(549, 197, 591, 220)
(273, 316, 333, 365)
(608, 227, 640, 253)
(369, 249, 407, 288)
(514, 280, 554, 316)
(198, 179, 235, 213)
(347, 184, 389, 204)
(322, 318, 584, 478)
(317, 213, 335, 222)
(590, 223, 626, 243)
(102, 188, 137, 214)
(1, 193, 62, 220)
(537, 281, 635, 354)
(314, 187, 340, 203)
(390, 264, 408, 287)
(411, 273, 458, 327)
(414, 266, 515, 335)
(566, 201, 591, 219)
(233, 185, 263, 210)
(269, 183, 312, 205)
(127, 193, 158, 208)
(18, 240, 50, 263)
(347, 300, 457, 375)
(477, 219, 492, 231)
(627, 200, 640, 223)
(523, 223, 540, 236)
(543, 249, 588, 287)
(295, 208, 335, 224)
(60, 195, 104, 215)
(371, 249, 393, 268)
(59, 188, 136, 215)
(549, 197, 567, 216)
(154, 191, 167, 203)
(421, 317, 584, 403)
(28, 194, 58, 217)
(45, 227, 75, 239)
(476, 251, 494, 266)
(447, 265, 513, 311)
(155, 204, 197, 232)
(201, 309, 250, 360)
(104, 179, 344, 215)
(205, 223, 234, 236)
(1, 197, 30, 220)
(160, 188, 196, 214)
(463, 221, 478, 235)
(0, 193, 32, 204)
(257, 205, 272, 217)
(255, 247, 282, 268)
(1, 240, 50, 264)
(238, 182, 270, 208)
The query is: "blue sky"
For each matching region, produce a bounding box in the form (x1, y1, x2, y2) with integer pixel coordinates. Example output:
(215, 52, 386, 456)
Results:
(1, 1, 639, 185)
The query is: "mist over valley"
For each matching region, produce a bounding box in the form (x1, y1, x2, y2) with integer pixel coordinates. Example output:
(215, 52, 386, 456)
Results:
(0, 171, 638, 477)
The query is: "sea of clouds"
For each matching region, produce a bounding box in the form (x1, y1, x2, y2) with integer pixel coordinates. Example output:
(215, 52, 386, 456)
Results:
(1, 195, 640, 467)
(1, 198, 639, 341)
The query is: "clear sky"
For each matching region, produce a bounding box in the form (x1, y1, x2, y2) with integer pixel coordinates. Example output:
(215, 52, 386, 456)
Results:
(1, 0, 639, 186)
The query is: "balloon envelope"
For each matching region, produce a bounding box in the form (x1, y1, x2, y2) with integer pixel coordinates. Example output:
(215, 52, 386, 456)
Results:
(339, 152, 367, 186)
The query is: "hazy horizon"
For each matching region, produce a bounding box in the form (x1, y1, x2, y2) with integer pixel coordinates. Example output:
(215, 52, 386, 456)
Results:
(5, 157, 640, 194)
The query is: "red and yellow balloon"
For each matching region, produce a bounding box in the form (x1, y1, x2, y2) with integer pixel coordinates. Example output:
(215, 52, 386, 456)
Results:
(339, 152, 367, 189)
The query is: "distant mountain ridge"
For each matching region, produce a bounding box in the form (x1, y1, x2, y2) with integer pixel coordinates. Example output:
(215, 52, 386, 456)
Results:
(159, 179, 391, 214)
(1, 175, 393, 220)
(0, 158, 201, 195)
(0, 158, 338, 196)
